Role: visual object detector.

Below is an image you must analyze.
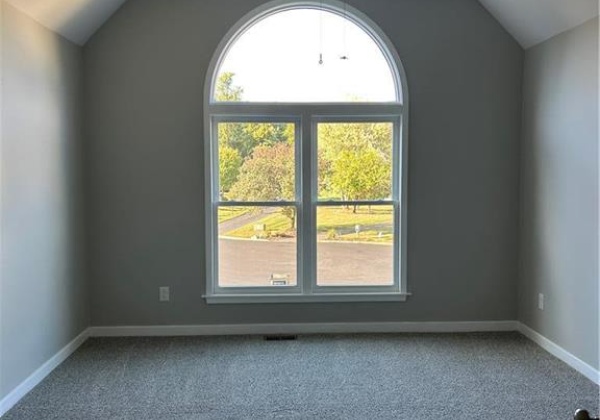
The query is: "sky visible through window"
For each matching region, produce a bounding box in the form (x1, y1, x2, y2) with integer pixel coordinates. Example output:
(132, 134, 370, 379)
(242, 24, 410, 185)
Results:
(216, 8, 397, 102)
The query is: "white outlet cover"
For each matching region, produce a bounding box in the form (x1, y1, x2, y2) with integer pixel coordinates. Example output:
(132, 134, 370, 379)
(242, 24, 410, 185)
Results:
(159, 287, 170, 302)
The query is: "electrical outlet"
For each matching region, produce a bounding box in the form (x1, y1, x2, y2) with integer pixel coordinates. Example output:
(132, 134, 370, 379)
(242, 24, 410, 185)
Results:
(538, 293, 544, 310)
(159, 287, 170, 302)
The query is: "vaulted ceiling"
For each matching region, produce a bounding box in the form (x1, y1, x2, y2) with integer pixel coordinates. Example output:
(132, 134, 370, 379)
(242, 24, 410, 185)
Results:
(4, 0, 600, 48)
(479, 0, 599, 48)
(4, 0, 127, 45)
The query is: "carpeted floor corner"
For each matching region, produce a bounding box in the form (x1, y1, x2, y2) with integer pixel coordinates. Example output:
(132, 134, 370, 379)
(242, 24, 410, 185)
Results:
(3, 332, 599, 419)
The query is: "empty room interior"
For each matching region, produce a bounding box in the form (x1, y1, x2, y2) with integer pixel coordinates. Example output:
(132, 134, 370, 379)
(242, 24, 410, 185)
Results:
(0, 0, 599, 418)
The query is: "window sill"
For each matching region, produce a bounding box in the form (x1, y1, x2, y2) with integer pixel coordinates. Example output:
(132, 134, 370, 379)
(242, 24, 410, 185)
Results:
(203, 292, 410, 304)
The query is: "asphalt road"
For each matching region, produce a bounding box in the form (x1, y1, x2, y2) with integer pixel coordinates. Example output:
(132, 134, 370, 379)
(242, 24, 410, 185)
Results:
(218, 238, 393, 287)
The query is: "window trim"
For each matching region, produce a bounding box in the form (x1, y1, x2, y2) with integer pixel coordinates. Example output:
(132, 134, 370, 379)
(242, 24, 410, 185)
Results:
(203, 0, 409, 304)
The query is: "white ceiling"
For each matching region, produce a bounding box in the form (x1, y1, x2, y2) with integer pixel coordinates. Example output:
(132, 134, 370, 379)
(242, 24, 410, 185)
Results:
(478, 0, 599, 49)
(4, 0, 600, 49)
(4, 0, 127, 45)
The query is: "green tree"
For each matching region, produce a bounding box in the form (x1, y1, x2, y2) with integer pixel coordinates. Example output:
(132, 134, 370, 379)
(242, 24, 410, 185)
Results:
(214, 73, 301, 227)
(218, 123, 253, 158)
(319, 123, 392, 160)
(330, 147, 391, 212)
(228, 143, 296, 227)
(218, 122, 294, 162)
(219, 145, 242, 195)
(317, 149, 333, 197)
(215, 71, 243, 101)
(214, 72, 245, 194)
(318, 123, 392, 200)
(215, 72, 294, 158)
(244, 123, 294, 148)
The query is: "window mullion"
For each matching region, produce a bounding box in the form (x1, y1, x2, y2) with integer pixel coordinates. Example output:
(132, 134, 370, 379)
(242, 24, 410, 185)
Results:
(301, 113, 314, 294)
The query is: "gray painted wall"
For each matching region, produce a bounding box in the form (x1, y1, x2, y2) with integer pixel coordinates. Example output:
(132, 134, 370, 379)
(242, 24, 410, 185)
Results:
(520, 17, 599, 369)
(84, 0, 523, 326)
(0, 2, 88, 399)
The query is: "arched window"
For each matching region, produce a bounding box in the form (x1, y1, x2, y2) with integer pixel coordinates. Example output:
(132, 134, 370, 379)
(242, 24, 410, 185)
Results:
(204, 0, 408, 303)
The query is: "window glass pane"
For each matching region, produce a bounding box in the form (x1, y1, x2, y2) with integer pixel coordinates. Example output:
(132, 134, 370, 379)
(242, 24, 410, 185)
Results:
(318, 123, 393, 201)
(316, 205, 393, 286)
(214, 9, 397, 103)
(217, 122, 295, 202)
(218, 206, 297, 287)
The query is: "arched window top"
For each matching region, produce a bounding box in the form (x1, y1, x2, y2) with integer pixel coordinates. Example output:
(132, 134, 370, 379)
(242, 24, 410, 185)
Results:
(211, 2, 404, 104)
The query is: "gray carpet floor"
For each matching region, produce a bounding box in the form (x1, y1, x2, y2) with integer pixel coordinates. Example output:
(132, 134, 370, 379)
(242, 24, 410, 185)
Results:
(3, 332, 599, 419)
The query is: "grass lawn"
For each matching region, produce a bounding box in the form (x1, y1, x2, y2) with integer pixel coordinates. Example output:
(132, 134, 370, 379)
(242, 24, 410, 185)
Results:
(222, 206, 393, 243)
(317, 206, 392, 230)
(318, 206, 393, 243)
(218, 207, 251, 223)
(224, 209, 295, 238)
(334, 230, 393, 243)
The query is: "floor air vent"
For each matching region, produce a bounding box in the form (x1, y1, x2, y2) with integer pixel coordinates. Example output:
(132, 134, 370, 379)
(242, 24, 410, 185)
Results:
(264, 335, 297, 341)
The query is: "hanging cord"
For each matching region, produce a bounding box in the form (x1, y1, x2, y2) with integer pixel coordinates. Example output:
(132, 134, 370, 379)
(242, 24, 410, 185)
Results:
(318, 0, 324, 65)
(340, 1, 349, 60)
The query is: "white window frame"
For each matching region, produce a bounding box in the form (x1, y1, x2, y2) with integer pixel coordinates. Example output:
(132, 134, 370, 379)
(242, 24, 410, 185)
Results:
(203, 0, 409, 304)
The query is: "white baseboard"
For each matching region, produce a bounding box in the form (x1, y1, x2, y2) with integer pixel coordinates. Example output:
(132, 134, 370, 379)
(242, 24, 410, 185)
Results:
(88, 320, 519, 337)
(0, 328, 90, 417)
(518, 323, 600, 385)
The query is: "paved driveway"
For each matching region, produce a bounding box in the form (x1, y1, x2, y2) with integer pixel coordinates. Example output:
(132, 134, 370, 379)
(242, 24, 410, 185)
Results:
(218, 238, 393, 287)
